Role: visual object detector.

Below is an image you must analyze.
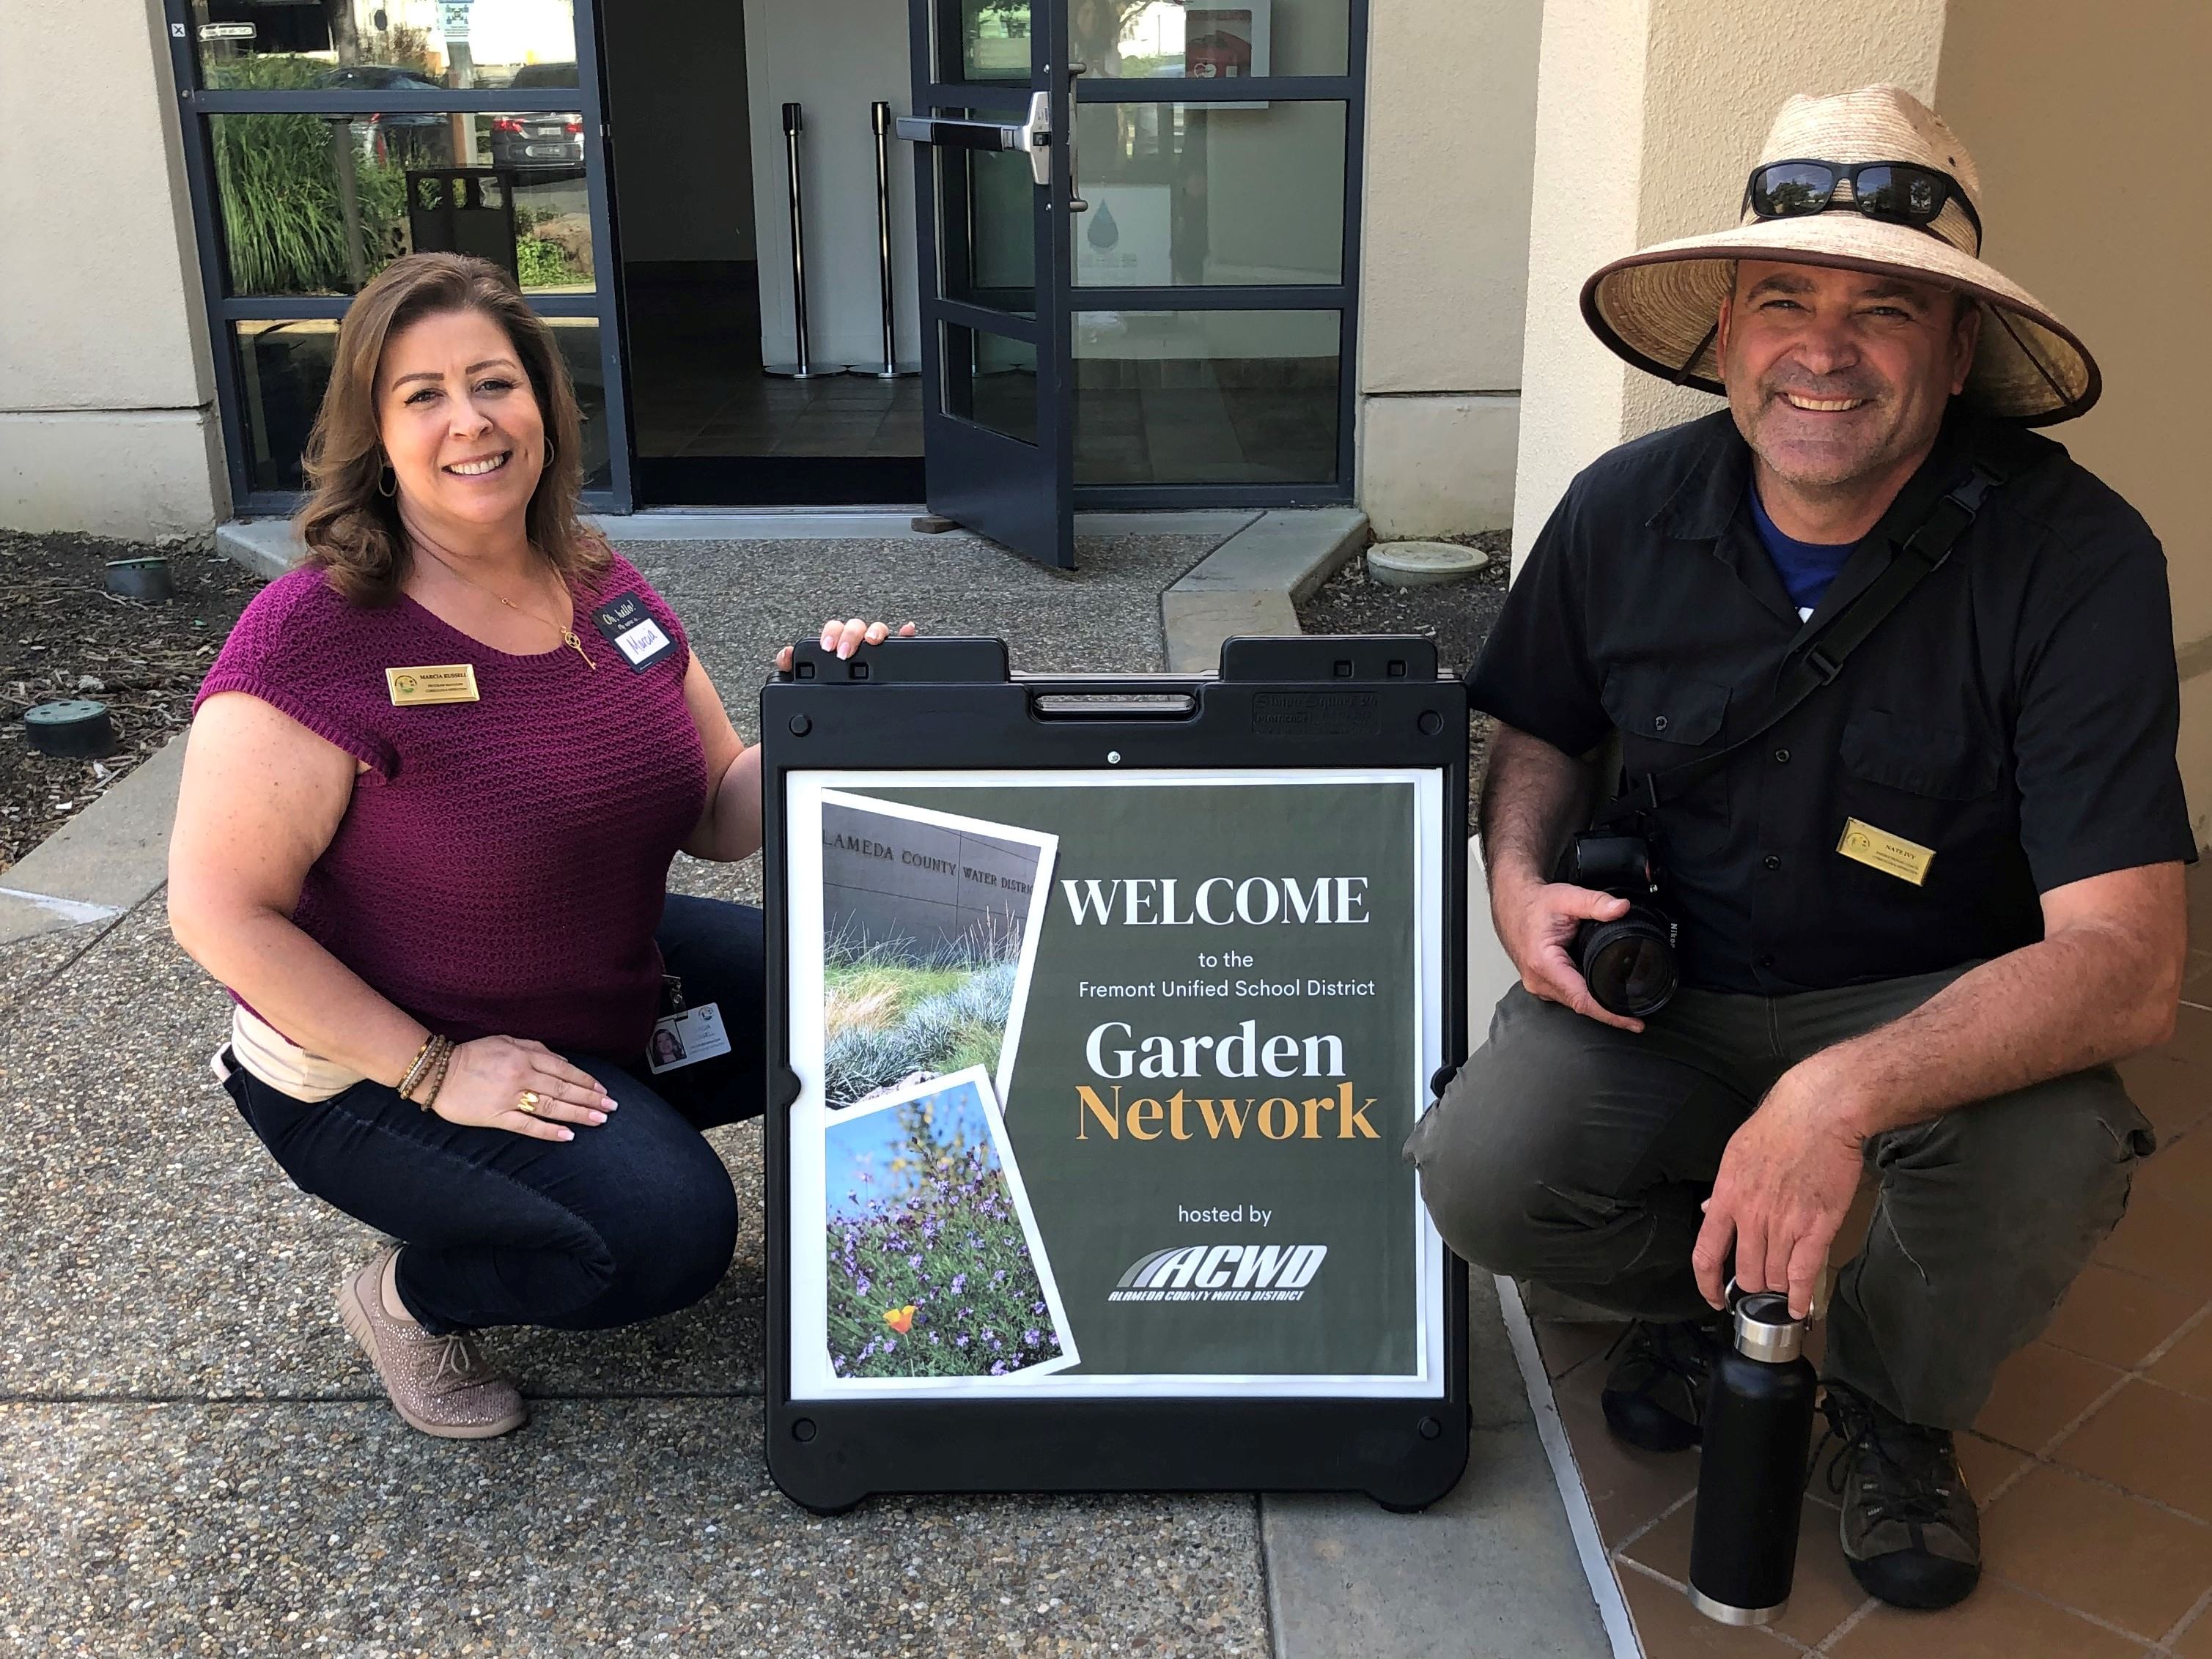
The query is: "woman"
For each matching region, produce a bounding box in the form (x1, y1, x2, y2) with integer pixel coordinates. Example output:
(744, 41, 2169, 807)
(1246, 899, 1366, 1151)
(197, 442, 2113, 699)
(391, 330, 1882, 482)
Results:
(170, 252, 908, 1439)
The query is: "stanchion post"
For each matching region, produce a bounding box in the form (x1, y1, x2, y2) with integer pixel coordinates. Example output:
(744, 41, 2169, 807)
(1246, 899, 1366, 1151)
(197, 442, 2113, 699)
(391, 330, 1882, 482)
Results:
(852, 100, 915, 379)
(764, 101, 836, 377)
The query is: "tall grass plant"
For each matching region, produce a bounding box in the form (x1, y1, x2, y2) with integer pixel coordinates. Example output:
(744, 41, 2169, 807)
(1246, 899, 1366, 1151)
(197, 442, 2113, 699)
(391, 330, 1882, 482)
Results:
(822, 923, 1023, 1106)
(210, 56, 410, 295)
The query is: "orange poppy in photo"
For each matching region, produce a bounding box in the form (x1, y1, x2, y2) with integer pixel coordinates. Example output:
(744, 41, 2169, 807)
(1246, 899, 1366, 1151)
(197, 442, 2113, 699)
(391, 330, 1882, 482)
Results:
(883, 1304, 917, 1334)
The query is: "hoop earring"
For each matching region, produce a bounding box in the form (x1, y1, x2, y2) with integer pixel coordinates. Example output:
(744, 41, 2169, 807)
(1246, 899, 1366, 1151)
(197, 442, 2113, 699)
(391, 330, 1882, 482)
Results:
(376, 464, 397, 498)
(541, 439, 556, 471)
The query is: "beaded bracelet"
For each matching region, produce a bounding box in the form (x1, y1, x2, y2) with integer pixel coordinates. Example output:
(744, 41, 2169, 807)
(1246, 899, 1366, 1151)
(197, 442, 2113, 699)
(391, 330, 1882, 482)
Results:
(396, 1035, 438, 1098)
(412, 1038, 457, 1112)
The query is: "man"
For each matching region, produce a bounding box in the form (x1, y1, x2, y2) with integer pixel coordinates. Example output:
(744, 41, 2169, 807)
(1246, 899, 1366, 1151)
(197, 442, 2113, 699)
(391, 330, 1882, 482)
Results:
(1404, 86, 2191, 1613)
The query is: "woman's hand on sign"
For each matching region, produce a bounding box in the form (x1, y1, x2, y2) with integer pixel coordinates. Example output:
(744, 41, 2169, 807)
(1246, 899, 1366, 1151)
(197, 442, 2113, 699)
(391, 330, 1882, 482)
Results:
(433, 1035, 618, 1142)
(1492, 876, 1645, 1034)
(773, 618, 918, 672)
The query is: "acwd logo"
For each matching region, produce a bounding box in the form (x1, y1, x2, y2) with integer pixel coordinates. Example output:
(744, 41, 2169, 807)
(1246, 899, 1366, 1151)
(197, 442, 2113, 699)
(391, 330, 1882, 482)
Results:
(1108, 1242, 1328, 1304)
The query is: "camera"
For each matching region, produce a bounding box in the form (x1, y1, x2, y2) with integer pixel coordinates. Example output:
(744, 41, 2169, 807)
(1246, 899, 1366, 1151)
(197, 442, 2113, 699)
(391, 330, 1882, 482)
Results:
(1563, 830, 1678, 1018)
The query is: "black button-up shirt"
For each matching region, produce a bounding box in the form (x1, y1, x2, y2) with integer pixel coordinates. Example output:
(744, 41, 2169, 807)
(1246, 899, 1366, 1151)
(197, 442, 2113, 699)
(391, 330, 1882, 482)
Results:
(1468, 408, 2195, 994)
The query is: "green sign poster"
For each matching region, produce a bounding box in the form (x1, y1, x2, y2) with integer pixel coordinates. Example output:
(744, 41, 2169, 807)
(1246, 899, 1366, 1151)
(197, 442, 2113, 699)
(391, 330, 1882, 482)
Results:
(786, 768, 1447, 1400)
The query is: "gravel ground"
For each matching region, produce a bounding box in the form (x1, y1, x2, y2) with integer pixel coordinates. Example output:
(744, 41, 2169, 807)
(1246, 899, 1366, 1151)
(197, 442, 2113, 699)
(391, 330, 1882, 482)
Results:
(0, 531, 262, 872)
(1294, 532, 1511, 807)
(0, 530, 1284, 1658)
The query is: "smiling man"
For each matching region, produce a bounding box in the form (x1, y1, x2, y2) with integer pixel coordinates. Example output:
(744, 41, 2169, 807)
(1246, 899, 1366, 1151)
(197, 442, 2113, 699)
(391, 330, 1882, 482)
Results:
(1403, 86, 2192, 1613)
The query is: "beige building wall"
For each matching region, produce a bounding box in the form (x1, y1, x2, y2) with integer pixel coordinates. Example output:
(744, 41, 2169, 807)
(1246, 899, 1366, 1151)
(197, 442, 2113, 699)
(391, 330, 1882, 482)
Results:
(1509, 0, 1947, 561)
(1937, 0, 2212, 843)
(1355, 0, 1541, 537)
(0, 0, 226, 537)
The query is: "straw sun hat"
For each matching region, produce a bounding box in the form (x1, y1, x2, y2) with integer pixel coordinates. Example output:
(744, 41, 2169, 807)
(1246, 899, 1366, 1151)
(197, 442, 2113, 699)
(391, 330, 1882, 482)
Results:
(1582, 85, 2099, 424)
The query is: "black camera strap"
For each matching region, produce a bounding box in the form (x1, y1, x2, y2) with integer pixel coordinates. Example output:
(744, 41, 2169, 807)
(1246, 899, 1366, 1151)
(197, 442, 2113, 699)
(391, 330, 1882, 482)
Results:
(1626, 458, 2008, 816)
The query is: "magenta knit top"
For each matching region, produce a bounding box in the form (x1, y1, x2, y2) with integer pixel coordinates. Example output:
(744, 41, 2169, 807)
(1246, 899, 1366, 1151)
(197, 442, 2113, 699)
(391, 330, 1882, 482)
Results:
(194, 552, 709, 1057)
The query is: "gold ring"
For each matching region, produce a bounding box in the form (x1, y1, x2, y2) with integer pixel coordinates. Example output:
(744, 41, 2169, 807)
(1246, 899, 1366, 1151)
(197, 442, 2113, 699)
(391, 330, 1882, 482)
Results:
(517, 1090, 541, 1115)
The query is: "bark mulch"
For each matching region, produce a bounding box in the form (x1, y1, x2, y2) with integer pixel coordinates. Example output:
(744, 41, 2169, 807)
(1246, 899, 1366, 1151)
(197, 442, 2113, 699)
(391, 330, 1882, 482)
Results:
(1294, 531, 1510, 811)
(0, 531, 265, 873)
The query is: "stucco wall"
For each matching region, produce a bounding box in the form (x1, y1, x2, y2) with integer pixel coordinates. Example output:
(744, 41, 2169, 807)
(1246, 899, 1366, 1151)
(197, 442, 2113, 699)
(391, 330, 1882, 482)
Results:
(0, 0, 226, 536)
(1505, 0, 1652, 558)
(1937, 0, 2212, 843)
(1509, 0, 1947, 564)
(1355, 0, 1541, 536)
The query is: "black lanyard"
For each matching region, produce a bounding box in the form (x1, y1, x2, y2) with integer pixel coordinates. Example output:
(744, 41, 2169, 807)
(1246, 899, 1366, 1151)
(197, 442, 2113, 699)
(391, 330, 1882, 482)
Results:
(1618, 459, 2007, 821)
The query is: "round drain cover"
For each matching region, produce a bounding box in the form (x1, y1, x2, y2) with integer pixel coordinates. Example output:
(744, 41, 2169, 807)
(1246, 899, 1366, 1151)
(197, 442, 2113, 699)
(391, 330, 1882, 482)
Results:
(1367, 539, 1492, 588)
(104, 557, 173, 602)
(25, 699, 116, 758)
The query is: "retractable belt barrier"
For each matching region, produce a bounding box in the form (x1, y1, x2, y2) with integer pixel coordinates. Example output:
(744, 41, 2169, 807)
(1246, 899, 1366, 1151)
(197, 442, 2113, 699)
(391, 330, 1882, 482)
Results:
(761, 636, 1472, 1515)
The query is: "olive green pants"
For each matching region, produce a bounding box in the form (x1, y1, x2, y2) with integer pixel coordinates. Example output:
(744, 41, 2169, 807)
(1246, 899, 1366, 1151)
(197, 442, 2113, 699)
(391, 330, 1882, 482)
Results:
(1403, 968, 2154, 1430)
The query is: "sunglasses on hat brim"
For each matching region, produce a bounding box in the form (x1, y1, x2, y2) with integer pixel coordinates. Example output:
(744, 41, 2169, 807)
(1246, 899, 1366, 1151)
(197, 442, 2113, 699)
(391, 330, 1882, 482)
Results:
(1742, 159, 1982, 246)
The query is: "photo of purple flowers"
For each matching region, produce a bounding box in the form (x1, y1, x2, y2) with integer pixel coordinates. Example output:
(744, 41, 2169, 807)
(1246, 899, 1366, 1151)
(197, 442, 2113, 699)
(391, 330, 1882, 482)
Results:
(822, 1068, 1077, 1381)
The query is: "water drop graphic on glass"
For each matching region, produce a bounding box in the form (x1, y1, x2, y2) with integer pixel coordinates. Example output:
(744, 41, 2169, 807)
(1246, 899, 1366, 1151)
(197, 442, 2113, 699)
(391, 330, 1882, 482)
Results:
(1087, 199, 1120, 251)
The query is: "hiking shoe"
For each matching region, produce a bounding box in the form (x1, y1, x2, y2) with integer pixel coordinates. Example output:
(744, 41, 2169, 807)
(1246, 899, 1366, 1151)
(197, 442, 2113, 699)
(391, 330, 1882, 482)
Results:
(1820, 1380, 1980, 1609)
(338, 1248, 528, 1441)
(1600, 1314, 1728, 1453)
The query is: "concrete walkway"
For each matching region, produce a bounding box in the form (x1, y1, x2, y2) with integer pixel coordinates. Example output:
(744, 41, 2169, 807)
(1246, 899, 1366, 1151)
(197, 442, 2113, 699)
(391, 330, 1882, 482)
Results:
(0, 530, 1608, 1657)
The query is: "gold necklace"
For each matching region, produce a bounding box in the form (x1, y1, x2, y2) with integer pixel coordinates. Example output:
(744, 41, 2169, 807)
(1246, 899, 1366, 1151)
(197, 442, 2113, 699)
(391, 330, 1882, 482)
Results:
(414, 542, 596, 670)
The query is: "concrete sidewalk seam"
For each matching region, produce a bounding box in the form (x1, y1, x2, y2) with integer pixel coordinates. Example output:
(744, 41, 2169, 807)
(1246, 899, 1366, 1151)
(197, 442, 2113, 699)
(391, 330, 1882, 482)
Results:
(0, 887, 122, 923)
(0, 887, 152, 1047)
(1160, 509, 1369, 673)
(0, 731, 188, 945)
(1496, 1274, 1645, 1659)
(1256, 1495, 1291, 1659)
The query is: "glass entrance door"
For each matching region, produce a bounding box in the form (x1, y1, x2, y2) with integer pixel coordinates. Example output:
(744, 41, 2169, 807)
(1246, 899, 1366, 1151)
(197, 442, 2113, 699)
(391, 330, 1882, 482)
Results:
(899, 0, 1074, 567)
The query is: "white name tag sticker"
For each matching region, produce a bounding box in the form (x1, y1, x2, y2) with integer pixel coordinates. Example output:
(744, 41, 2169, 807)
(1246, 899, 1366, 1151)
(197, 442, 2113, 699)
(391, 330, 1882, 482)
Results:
(647, 1002, 731, 1073)
(616, 616, 672, 666)
(589, 591, 680, 673)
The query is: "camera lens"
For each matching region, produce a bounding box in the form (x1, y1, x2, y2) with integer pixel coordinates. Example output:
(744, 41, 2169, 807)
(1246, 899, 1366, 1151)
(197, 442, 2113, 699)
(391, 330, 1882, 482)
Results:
(1579, 913, 1678, 1018)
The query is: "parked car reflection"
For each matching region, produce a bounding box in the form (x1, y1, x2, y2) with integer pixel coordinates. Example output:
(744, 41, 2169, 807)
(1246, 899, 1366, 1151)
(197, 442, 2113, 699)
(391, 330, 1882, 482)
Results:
(320, 64, 451, 166)
(490, 64, 583, 169)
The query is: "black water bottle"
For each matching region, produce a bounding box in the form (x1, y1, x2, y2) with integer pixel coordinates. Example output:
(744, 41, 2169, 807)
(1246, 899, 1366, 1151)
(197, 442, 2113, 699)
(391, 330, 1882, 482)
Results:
(1688, 1289, 1818, 1626)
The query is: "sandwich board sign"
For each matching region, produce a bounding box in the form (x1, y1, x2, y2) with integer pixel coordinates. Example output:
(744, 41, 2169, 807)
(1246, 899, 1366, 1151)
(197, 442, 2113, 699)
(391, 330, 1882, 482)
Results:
(761, 636, 1471, 1513)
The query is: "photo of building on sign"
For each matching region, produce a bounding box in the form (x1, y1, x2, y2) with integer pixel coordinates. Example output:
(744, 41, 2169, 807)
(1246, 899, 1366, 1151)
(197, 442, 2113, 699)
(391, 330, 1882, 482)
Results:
(819, 793, 1055, 1111)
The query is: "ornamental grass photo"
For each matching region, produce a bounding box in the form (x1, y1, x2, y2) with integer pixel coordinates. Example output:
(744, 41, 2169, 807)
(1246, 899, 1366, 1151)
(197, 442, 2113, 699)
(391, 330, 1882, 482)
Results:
(818, 794, 1052, 1109)
(822, 925, 1019, 1109)
(822, 1071, 1075, 1381)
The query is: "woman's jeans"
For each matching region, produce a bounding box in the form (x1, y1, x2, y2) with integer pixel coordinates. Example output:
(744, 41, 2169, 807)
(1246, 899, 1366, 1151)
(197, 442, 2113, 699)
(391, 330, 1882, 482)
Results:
(221, 895, 764, 1337)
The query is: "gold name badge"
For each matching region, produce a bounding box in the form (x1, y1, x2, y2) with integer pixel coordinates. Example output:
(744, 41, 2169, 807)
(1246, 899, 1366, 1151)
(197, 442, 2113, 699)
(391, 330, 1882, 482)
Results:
(1837, 817, 1936, 887)
(386, 664, 480, 706)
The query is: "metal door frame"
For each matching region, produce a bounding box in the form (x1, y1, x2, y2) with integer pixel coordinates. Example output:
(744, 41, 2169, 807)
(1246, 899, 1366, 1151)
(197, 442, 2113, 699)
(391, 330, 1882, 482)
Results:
(1063, 20, 1370, 512)
(905, 10, 1074, 565)
(904, 0, 1371, 555)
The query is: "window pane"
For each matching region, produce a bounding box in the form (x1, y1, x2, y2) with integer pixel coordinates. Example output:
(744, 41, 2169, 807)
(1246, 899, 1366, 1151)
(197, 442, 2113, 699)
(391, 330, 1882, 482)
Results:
(1074, 102, 1343, 286)
(211, 113, 593, 297)
(949, 0, 1032, 81)
(943, 325, 1039, 445)
(1071, 0, 1348, 79)
(191, 1, 578, 91)
(235, 320, 338, 493)
(234, 317, 609, 495)
(1073, 309, 1338, 484)
(938, 117, 1037, 315)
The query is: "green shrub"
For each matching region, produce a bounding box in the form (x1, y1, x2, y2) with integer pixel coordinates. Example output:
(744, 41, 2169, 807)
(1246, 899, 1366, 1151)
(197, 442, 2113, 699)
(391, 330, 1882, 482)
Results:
(210, 57, 411, 295)
(515, 234, 582, 288)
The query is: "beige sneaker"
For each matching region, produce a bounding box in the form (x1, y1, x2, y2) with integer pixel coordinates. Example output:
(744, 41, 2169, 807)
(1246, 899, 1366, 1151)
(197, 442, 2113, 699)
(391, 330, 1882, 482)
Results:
(337, 1248, 528, 1440)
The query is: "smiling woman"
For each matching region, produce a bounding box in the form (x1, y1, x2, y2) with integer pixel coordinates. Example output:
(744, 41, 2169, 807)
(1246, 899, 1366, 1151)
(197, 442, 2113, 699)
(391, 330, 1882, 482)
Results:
(166, 251, 915, 1443)
(292, 253, 598, 605)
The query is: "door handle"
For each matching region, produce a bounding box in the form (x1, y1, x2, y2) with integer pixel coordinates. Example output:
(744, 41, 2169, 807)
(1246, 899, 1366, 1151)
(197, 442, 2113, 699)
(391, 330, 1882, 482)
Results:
(1066, 62, 1088, 213)
(893, 91, 1051, 186)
